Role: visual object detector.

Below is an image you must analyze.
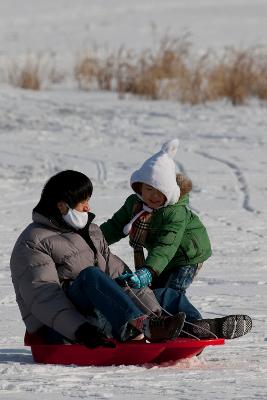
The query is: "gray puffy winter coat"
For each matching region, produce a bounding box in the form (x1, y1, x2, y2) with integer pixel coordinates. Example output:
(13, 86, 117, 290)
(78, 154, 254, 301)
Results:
(10, 212, 160, 341)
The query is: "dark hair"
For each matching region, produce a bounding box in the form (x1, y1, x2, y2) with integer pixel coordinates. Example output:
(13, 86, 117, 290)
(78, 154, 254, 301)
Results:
(33, 170, 93, 218)
(131, 182, 142, 195)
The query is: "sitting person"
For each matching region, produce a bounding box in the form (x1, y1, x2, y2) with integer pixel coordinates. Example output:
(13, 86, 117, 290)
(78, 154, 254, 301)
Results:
(10, 169, 252, 346)
(10, 170, 186, 349)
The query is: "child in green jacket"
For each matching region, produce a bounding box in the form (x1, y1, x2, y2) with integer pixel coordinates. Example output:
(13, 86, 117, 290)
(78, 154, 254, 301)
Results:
(100, 139, 212, 319)
(100, 139, 253, 338)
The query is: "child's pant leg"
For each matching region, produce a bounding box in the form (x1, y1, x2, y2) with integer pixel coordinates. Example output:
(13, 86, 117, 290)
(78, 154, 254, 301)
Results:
(154, 287, 202, 321)
(153, 265, 202, 320)
(164, 264, 198, 293)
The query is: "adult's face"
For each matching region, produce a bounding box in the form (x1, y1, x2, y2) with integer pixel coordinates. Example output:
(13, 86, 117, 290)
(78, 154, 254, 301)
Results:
(57, 198, 91, 215)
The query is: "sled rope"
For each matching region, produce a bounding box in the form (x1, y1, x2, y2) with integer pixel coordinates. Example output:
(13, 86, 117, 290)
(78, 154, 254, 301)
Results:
(127, 285, 218, 340)
(183, 320, 218, 339)
(125, 284, 160, 318)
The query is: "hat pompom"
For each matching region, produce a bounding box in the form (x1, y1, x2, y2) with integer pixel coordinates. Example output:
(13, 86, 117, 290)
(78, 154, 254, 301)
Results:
(161, 139, 179, 159)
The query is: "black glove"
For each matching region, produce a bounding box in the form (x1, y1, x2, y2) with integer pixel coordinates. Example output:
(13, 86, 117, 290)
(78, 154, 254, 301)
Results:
(75, 322, 116, 349)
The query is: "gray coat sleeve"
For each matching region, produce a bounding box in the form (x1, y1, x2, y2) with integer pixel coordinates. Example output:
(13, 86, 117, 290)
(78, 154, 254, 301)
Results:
(96, 226, 130, 278)
(11, 241, 86, 340)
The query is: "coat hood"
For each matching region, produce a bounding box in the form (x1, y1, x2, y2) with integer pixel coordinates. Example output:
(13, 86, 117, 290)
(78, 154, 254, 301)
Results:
(130, 139, 180, 207)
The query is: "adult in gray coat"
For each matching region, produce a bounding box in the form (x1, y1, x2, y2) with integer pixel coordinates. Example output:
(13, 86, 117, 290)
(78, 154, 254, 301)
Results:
(10, 170, 185, 348)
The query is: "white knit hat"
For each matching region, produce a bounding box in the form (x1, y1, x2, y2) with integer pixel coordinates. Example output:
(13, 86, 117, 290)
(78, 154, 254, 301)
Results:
(130, 139, 180, 207)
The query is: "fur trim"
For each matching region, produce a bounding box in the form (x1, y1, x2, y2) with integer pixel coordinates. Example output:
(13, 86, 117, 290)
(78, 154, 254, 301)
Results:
(176, 173, 192, 198)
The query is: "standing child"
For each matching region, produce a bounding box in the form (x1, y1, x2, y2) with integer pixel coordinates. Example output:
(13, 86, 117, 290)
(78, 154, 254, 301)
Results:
(100, 139, 252, 339)
(100, 139, 211, 320)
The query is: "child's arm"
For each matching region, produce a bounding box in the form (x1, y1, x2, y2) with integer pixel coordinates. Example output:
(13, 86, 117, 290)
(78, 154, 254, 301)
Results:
(144, 207, 188, 276)
(100, 194, 136, 245)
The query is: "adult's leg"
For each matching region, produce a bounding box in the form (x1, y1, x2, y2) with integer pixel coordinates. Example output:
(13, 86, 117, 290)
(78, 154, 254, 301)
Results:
(66, 267, 144, 340)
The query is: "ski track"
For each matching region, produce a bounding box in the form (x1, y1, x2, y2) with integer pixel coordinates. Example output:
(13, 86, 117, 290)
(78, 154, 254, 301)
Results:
(94, 159, 108, 184)
(195, 150, 255, 213)
(174, 148, 265, 241)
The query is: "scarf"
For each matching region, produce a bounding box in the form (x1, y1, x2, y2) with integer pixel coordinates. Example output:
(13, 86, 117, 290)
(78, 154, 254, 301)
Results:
(124, 202, 153, 268)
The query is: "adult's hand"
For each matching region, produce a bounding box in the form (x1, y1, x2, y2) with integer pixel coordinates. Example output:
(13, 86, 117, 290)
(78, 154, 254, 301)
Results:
(75, 322, 115, 348)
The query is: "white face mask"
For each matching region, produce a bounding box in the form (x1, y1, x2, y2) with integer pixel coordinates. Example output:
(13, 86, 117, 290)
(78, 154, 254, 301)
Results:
(62, 206, 88, 230)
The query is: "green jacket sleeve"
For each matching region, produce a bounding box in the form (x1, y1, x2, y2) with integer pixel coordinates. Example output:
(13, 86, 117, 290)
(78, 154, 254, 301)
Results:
(145, 206, 188, 275)
(100, 195, 136, 245)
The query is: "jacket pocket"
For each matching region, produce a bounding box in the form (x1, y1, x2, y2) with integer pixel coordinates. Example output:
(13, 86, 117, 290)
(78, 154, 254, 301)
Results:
(180, 232, 203, 260)
(156, 231, 177, 245)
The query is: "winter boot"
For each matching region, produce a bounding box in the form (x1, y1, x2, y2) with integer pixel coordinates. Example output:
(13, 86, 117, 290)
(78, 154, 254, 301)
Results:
(125, 317, 146, 341)
(184, 314, 252, 340)
(144, 312, 186, 342)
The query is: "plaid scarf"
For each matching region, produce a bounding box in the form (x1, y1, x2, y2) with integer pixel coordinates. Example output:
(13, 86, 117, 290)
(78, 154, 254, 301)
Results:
(128, 203, 153, 268)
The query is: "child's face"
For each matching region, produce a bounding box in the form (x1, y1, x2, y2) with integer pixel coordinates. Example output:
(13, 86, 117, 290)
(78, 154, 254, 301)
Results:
(141, 183, 166, 209)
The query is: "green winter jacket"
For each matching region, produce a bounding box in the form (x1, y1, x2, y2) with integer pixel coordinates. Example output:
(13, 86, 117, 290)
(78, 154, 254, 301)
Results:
(100, 194, 212, 276)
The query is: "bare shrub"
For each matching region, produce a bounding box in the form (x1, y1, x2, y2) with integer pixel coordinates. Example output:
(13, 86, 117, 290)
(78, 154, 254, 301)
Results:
(206, 48, 257, 105)
(115, 48, 141, 98)
(3, 36, 267, 104)
(251, 51, 267, 100)
(5, 53, 65, 90)
(115, 41, 267, 105)
(74, 54, 99, 90)
(74, 50, 115, 91)
(116, 35, 191, 100)
(8, 59, 42, 90)
(177, 53, 210, 104)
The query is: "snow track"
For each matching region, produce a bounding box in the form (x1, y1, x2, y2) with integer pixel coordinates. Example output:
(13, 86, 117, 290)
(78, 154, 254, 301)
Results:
(195, 150, 255, 213)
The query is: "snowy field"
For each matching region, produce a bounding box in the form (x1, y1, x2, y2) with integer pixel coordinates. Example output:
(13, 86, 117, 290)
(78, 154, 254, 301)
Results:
(0, 1, 267, 399)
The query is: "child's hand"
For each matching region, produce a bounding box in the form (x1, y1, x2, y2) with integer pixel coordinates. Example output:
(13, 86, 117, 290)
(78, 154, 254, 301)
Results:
(128, 267, 153, 289)
(115, 268, 152, 289)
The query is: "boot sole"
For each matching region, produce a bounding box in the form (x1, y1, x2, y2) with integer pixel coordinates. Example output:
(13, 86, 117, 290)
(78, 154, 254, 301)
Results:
(187, 314, 252, 339)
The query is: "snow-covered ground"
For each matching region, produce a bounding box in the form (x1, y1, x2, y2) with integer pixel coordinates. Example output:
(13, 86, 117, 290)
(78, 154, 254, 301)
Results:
(0, 1, 267, 399)
(1, 0, 267, 55)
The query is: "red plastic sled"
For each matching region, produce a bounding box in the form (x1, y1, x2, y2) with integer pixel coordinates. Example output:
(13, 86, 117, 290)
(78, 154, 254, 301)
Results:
(24, 332, 224, 366)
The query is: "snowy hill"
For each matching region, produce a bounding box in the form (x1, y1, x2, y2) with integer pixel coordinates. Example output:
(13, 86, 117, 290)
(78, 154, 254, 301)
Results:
(0, 1, 266, 399)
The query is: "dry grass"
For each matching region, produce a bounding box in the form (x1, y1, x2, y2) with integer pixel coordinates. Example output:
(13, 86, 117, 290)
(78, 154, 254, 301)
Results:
(2, 38, 267, 104)
(116, 36, 191, 100)
(74, 50, 115, 91)
(73, 38, 267, 105)
(8, 60, 42, 90)
(5, 53, 65, 90)
(206, 49, 256, 105)
(251, 52, 267, 100)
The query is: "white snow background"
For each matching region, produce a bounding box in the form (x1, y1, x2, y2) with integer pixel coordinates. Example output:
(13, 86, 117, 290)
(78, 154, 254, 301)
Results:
(0, 1, 266, 399)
